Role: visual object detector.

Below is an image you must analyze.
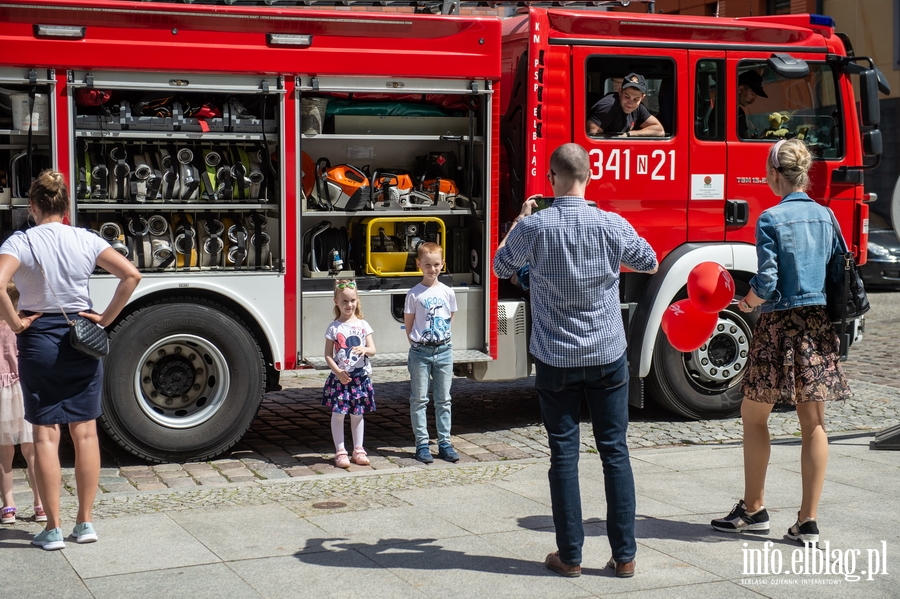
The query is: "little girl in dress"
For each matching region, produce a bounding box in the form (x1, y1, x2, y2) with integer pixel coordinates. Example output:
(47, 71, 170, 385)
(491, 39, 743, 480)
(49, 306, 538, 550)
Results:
(322, 280, 376, 468)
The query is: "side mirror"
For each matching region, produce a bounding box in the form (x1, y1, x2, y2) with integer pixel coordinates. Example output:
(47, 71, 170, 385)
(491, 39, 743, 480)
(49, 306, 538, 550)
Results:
(863, 129, 882, 157)
(860, 69, 880, 127)
(767, 53, 809, 79)
(874, 66, 891, 95)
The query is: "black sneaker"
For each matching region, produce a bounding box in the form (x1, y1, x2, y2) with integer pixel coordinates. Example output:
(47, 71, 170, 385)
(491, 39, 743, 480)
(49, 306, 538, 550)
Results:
(711, 500, 770, 533)
(785, 518, 819, 544)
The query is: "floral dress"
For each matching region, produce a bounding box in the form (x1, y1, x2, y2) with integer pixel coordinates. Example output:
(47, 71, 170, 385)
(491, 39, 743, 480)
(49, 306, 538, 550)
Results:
(321, 319, 376, 415)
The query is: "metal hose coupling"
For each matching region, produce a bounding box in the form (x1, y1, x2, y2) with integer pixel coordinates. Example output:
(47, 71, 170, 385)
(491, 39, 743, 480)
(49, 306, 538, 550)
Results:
(203, 219, 225, 237)
(250, 232, 270, 248)
(228, 224, 247, 243)
(90, 165, 109, 199)
(205, 151, 221, 168)
(151, 240, 173, 263)
(177, 148, 194, 165)
(204, 236, 224, 255)
(100, 222, 123, 241)
(228, 245, 247, 264)
(110, 146, 127, 163)
(128, 216, 150, 237)
(148, 215, 168, 236)
(110, 238, 129, 257)
(174, 233, 195, 254)
(134, 163, 152, 181)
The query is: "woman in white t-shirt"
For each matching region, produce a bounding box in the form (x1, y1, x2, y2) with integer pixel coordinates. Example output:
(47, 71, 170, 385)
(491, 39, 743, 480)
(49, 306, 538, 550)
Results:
(0, 171, 141, 551)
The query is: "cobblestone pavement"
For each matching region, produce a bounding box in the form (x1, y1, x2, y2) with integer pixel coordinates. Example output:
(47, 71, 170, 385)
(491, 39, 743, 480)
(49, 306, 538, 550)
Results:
(6, 292, 900, 508)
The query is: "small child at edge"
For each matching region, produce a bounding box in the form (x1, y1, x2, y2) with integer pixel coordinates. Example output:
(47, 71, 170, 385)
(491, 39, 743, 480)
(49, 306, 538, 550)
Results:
(404, 241, 458, 464)
(0, 282, 45, 525)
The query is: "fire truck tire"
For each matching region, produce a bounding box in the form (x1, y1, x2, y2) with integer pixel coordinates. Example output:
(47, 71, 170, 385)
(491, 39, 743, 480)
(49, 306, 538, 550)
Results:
(647, 300, 758, 420)
(100, 299, 265, 463)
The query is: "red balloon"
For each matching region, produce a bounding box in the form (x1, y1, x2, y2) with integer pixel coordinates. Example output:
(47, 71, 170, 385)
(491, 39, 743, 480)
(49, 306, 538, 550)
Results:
(661, 299, 718, 353)
(687, 262, 735, 313)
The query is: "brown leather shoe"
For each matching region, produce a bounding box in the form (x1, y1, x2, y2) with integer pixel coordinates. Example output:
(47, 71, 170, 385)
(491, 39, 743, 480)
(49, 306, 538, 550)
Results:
(607, 557, 635, 578)
(544, 552, 581, 578)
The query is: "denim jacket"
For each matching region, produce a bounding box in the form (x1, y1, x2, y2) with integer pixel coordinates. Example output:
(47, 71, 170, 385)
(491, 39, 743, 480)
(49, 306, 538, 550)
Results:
(749, 192, 841, 313)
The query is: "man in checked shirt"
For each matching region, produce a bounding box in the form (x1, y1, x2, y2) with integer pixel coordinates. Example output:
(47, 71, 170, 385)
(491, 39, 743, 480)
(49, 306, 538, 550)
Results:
(493, 143, 658, 580)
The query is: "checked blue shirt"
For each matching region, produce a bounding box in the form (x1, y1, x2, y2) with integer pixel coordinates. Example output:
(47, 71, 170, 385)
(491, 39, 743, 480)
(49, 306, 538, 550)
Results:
(493, 196, 657, 368)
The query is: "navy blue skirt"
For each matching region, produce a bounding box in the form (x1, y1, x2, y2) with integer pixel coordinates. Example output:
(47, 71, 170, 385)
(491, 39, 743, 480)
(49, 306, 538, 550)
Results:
(17, 313, 103, 425)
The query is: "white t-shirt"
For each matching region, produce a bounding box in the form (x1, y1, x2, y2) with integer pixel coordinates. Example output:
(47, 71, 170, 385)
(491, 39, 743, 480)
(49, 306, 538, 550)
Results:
(325, 319, 374, 375)
(0, 223, 110, 313)
(404, 282, 457, 344)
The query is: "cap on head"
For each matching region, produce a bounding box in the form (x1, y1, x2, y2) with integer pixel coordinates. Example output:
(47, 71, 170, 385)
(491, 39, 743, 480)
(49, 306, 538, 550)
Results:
(621, 73, 647, 95)
(738, 70, 768, 98)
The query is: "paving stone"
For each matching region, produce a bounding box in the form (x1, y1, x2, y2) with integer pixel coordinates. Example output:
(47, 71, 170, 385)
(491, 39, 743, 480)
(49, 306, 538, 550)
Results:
(285, 466, 317, 477)
(152, 464, 185, 472)
(157, 471, 191, 479)
(135, 483, 168, 491)
(101, 483, 135, 493)
(165, 478, 199, 488)
(214, 461, 248, 471)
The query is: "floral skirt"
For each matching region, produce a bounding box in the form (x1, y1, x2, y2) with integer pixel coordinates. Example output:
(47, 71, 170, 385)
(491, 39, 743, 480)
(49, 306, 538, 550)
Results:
(322, 371, 376, 415)
(741, 305, 851, 405)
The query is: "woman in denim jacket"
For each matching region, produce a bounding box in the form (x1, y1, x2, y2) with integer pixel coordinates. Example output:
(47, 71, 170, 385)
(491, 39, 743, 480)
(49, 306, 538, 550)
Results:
(711, 139, 850, 544)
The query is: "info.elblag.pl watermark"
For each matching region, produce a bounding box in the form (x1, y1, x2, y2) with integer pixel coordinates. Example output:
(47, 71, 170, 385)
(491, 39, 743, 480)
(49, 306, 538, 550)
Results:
(740, 540, 889, 585)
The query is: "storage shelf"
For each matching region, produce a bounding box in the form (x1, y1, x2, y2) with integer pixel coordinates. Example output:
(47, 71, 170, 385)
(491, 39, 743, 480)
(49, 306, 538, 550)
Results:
(0, 129, 50, 136)
(301, 134, 484, 142)
(75, 130, 278, 142)
(300, 207, 481, 217)
(77, 203, 278, 210)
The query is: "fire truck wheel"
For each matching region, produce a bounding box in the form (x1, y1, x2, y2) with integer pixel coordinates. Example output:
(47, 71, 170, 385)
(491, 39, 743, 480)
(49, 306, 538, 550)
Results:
(648, 298, 758, 420)
(100, 300, 265, 463)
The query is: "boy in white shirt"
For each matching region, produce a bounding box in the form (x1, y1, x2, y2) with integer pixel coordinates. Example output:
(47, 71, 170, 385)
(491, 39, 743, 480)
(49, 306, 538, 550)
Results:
(404, 242, 458, 463)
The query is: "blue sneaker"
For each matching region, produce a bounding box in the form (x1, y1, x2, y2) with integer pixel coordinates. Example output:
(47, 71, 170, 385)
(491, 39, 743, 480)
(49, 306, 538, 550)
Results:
(32, 527, 65, 551)
(414, 445, 434, 464)
(437, 443, 460, 463)
(70, 522, 98, 543)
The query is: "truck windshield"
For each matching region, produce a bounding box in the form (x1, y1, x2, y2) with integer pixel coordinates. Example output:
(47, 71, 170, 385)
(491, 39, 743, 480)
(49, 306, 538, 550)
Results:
(738, 62, 841, 159)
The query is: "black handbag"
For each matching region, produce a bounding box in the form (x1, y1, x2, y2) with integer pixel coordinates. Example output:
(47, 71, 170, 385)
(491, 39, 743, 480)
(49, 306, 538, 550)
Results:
(825, 209, 869, 360)
(26, 233, 109, 359)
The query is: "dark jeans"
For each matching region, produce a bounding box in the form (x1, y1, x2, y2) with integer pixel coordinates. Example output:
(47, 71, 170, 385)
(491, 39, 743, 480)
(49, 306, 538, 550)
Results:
(535, 352, 636, 565)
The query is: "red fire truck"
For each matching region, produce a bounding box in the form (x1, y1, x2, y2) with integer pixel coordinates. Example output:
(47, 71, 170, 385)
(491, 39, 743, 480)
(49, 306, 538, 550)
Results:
(0, 1, 882, 462)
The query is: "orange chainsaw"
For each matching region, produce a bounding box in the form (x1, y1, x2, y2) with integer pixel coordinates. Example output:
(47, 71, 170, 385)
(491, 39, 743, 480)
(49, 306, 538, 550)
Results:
(312, 158, 370, 211)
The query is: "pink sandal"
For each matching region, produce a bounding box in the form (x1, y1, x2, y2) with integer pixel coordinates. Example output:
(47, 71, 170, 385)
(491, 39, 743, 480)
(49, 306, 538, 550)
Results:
(1, 506, 15, 524)
(334, 449, 351, 469)
(34, 506, 47, 523)
(351, 447, 370, 466)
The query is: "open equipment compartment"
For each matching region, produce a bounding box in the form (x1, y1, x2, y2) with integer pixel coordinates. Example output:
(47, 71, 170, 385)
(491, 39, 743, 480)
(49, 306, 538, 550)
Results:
(297, 77, 491, 366)
(0, 68, 55, 239)
(69, 71, 284, 273)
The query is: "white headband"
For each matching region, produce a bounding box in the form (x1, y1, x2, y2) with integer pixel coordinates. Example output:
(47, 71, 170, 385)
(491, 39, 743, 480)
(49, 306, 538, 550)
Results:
(769, 139, 787, 170)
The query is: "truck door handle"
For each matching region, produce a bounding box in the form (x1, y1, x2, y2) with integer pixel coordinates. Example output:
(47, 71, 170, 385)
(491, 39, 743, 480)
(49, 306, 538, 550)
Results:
(725, 200, 749, 226)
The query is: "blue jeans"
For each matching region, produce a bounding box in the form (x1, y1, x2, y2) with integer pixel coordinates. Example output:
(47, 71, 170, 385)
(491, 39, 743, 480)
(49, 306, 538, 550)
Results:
(535, 352, 636, 565)
(408, 343, 453, 447)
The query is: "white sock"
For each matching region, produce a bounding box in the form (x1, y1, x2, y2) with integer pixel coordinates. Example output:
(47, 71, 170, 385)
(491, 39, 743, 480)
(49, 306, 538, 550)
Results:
(331, 413, 346, 452)
(350, 414, 364, 449)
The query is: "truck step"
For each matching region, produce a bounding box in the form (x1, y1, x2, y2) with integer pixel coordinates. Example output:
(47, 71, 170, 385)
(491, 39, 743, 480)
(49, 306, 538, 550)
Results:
(304, 349, 492, 370)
